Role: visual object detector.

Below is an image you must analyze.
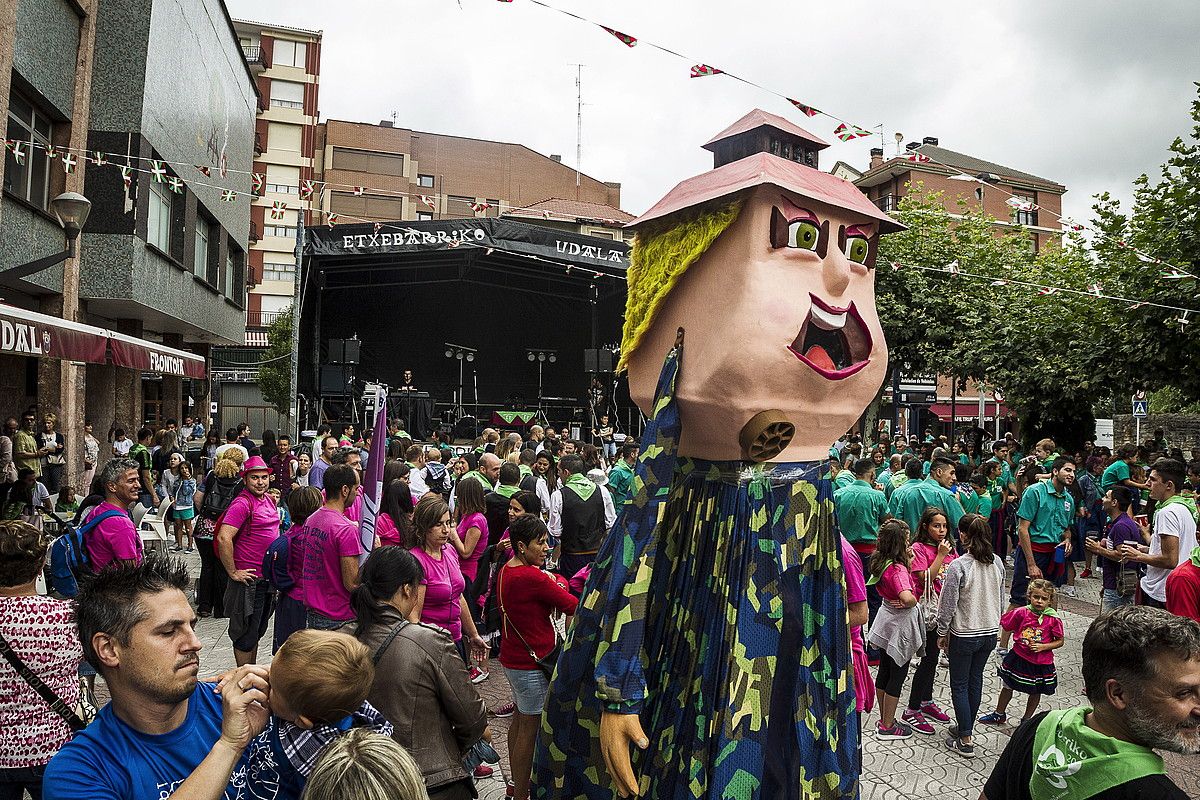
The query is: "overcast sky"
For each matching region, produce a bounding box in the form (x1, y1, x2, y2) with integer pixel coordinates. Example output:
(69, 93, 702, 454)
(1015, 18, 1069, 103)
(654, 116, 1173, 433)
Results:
(226, 0, 1200, 223)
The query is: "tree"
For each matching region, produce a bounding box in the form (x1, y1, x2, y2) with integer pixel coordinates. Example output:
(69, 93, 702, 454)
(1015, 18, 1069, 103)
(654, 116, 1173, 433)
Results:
(257, 305, 294, 416)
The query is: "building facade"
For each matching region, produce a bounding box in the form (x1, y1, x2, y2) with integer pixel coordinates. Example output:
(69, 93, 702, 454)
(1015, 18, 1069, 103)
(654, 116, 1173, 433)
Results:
(315, 119, 627, 232)
(0, 0, 252, 488)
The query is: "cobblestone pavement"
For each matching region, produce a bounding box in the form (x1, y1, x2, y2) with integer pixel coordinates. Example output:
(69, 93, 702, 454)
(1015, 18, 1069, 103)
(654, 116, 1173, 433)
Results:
(96, 550, 1200, 799)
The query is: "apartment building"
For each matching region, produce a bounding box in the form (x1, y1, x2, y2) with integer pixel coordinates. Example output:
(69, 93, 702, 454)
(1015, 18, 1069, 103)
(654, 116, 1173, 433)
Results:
(232, 18, 322, 344)
(314, 119, 629, 237)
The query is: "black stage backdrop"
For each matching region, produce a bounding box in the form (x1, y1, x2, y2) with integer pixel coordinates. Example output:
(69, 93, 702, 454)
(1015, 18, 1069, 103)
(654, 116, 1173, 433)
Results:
(300, 219, 631, 426)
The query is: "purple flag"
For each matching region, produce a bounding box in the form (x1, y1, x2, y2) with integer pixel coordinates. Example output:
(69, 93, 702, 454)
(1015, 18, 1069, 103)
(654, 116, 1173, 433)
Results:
(359, 388, 387, 559)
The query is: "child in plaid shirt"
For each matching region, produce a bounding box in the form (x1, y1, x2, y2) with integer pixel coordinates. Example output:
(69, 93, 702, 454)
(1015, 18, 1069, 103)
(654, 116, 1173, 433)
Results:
(243, 630, 393, 799)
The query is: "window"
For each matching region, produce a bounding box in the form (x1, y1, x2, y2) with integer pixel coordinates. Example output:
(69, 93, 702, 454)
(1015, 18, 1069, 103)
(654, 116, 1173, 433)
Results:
(874, 195, 899, 213)
(225, 246, 245, 303)
(331, 148, 405, 176)
(4, 92, 52, 208)
(449, 195, 472, 211)
(263, 257, 296, 283)
(264, 164, 299, 196)
(268, 122, 302, 152)
(274, 39, 307, 68)
(486, 199, 500, 218)
(1012, 191, 1038, 227)
(415, 211, 433, 221)
(147, 175, 173, 251)
(417, 174, 434, 188)
(263, 224, 297, 238)
(193, 217, 211, 277)
(769, 138, 781, 157)
(328, 191, 404, 219)
(269, 80, 305, 109)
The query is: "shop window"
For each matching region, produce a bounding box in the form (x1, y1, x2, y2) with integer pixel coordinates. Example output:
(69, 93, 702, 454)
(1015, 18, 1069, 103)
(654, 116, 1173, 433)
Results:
(5, 92, 52, 209)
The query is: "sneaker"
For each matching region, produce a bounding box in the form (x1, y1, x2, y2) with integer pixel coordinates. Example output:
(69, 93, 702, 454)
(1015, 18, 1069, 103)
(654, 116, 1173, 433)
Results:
(473, 764, 495, 779)
(1079, 568, 1093, 579)
(185, 547, 194, 553)
(492, 701, 516, 718)
(920, 701, 951, 723)
(876, 721, 914, 740)
(995, 647, 1010, 658)
(469, 666, 490, 684)
(1061, 585, 1077, 598)
(978, 711, 1008, 726)
(901, 709, 935, 735)
(945, 735, 975, 758)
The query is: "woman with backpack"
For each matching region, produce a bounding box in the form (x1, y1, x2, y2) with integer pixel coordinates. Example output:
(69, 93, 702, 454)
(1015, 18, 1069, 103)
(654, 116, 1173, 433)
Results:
(191, 450, 245, 618)
(353, 546, 488, 799)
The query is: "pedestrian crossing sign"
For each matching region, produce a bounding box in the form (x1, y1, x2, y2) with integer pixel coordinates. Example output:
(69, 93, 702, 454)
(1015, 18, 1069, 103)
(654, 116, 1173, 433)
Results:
(1132, 400, 1148, 417)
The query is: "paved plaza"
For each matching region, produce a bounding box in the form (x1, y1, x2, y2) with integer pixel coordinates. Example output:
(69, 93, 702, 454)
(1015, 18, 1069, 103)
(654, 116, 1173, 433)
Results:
(98, 549, 1200, 799)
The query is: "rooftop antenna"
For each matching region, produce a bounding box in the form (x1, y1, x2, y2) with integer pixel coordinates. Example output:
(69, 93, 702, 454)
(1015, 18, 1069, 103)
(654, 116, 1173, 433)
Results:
(390, 110, 397, 126)
(571, 63, 585, 197)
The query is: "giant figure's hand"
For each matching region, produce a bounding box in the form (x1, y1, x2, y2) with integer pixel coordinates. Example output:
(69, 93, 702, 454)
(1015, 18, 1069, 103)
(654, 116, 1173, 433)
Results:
(600, 711, 648, 798)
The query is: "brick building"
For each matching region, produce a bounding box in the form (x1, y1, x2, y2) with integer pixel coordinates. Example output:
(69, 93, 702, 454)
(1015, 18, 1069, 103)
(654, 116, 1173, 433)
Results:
(855, 137, 1067, 252)
(315, 119, 628, 236)
(0, 0, 253, 488)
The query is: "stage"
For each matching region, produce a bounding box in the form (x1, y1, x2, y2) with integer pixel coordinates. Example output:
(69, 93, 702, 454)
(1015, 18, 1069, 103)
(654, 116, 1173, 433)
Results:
(298, 217, 636, 437)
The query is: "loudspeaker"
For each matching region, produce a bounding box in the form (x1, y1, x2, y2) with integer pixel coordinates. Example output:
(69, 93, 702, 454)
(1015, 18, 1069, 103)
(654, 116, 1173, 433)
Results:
(328, 338, 361, 365)
(584, 348, 613, 373)
(320, 365, 352, 395)
(453, 415, 479, 441)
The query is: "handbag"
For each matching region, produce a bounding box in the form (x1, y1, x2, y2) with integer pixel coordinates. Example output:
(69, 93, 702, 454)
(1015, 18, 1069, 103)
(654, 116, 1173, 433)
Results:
(0, 629, 93, 731)
(919, 566, 940, 631)
(497, 565, 562, 679)
(1116, 562, 1140, 598)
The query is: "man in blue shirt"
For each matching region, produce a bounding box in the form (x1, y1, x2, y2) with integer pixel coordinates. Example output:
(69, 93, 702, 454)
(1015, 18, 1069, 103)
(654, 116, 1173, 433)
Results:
(45, 556, 272, 800)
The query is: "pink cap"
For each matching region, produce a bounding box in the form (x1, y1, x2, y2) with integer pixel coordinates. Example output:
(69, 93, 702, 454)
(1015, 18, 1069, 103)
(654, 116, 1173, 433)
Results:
(241, 455, 272, 475)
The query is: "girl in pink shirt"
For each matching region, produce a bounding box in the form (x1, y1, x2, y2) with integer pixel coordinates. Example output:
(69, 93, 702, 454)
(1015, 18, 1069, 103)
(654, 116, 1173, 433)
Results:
(979, 579, 1064, 726)
(377, 478, 413, 548)
(902, 507, 957, 734)
(448, 477, 488, 583)
(865, 519, 923, 740)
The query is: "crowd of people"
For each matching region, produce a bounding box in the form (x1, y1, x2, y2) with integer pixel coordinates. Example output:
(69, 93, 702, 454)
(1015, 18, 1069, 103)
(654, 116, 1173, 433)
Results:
(2, 415, 1200, 799)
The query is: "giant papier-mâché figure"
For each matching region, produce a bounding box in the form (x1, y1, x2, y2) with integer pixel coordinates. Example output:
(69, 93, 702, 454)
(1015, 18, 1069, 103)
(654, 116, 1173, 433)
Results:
(531, 109, 905, 800)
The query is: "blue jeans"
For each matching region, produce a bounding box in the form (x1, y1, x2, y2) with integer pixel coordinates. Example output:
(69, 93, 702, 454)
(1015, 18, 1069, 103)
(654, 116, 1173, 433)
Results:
(947, 633, 997, 738)
(1101, 588, 1134, 613)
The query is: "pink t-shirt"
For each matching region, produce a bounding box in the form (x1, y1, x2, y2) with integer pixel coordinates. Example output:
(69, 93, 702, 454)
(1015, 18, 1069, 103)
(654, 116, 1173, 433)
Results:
(910, 541, 957, 597)
(84, 502, 141, 571)
(221, 491, 280, 573)
(876, 561, 915, 602)
(292, 506, 362, 621)
(456, 512, 488, 582)
(1001, 606, 1064, 666)
(344, 492, 363, 523)
(840, 536, 874, 713)
(376, 513, 401, 547)
(410, 544, 466, 641)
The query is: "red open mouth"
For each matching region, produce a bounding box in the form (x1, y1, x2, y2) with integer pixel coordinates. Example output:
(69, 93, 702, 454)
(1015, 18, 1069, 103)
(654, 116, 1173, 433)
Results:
(787, 294, 873, 380)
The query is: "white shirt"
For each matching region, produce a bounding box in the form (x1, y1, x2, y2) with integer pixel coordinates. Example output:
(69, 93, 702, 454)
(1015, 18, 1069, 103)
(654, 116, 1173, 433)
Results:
(547, 482, 617, 542)
(112, 438, 132, 456)
(1142, 500, 1198, 601)
(408, 465, 430, 500)
(534, 476, 552, 514)
(33, 481, 50, 511)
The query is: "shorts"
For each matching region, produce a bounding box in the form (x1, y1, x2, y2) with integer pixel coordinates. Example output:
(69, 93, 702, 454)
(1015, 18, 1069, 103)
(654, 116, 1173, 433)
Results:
(1010, 547, 1064, 605)
(1101, 588, 1134, 613)
(226, 579, 275, 652)
(875, 651, 910, 698)
(503, 665, 549, 715)
(174, 507, 195, 521)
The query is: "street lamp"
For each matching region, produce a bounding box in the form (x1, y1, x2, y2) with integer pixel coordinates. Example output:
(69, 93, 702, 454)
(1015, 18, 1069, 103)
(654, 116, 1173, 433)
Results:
(0, 192, 92, 283)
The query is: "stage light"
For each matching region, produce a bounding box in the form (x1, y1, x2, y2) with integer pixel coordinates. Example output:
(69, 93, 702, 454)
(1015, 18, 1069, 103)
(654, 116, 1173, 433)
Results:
(528, 352, 536, 362)
(548, 354, 557, 363)
(538, 353, 546, 362)
(445, 349, 453, 358)
(466, 353, 475, 362)
(456, 352, 463, 360)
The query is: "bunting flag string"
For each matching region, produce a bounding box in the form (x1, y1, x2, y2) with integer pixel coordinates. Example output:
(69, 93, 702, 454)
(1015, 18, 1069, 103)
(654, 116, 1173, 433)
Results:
(834, 123, 872, 141)
(600, 26, 636, 47)
(167, 176, 185, 194)
(787, 99, 819, 117)
(61, 153, 77, 174)
(689, 64, 722, 78)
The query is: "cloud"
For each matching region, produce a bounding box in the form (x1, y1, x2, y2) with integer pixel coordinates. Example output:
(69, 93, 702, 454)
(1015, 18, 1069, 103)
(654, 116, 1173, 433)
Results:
(227, 0, 1200, 223)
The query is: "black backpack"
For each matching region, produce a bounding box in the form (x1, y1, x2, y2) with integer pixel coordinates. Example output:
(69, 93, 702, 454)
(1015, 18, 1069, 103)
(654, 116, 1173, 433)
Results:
(200, 476, 244, 521)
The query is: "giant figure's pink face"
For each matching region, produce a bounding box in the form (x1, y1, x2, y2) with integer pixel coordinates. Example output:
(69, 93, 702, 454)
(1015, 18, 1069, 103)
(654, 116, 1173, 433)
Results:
(625, 185, 889, 461)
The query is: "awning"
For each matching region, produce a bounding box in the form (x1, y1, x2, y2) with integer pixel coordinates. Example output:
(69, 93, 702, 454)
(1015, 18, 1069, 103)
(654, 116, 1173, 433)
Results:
(0, 304, 109, 364)
(109, 332, 207, 379)
(0, 303, 207, 378)
(929, 402, 1010, 420)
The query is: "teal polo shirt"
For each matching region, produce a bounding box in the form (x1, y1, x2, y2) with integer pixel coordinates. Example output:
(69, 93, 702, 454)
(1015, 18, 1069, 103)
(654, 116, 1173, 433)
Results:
(834, 479, 889, 545)
(888, 477, 964, 534)
(833, 470, 855, 491)
(1100, 460, 1131, 494)
(1016, 480, 1076, 544)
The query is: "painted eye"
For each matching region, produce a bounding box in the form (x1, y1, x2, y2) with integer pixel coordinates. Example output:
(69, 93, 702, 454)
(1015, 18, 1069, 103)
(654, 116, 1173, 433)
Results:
(844, 236, 869, 264)
(788, 220, 820, 251)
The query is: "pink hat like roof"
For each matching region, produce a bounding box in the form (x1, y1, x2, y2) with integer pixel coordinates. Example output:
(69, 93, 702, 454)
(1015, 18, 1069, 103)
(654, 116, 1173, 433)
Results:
(628, 152, 905, 234)
(702, 108, 830, 151)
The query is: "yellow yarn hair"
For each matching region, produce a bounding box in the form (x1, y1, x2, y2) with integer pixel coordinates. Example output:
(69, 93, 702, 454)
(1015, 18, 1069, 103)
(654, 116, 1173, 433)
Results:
(618, 197, 744, 372)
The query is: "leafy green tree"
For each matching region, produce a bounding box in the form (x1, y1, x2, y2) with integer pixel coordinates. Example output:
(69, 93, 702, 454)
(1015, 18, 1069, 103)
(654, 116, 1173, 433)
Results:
(257, 305, 294, 416)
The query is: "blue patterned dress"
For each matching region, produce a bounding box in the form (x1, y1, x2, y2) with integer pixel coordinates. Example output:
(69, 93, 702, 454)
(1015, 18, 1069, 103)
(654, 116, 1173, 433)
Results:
(532, 342, 858, 800)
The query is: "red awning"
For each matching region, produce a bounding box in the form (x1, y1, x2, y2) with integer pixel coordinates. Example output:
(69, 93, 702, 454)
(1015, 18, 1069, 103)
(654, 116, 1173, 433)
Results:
(928, 402, 1009, 420)
(108, 332, 206, 379)
(0, 304, 109, 365)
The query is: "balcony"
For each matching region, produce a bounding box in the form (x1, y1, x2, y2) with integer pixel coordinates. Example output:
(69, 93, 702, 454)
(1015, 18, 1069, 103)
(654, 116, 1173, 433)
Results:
(254, 131, 265, 156)
(243, 45, 271, 71)
(249, 222, 260, 244)
(246, 309, 287, 329)
(874, 195, 900, 213)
